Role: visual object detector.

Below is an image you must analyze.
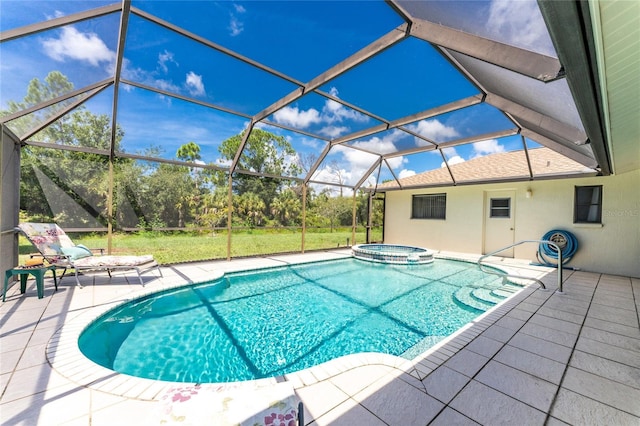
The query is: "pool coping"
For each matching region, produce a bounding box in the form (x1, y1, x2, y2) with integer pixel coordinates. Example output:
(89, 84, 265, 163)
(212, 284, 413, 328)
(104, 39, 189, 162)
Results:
(45, 252, 554, 401)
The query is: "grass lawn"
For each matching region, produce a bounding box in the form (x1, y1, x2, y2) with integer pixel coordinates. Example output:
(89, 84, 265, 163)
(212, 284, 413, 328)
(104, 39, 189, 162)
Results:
(18, 228, 383, 265)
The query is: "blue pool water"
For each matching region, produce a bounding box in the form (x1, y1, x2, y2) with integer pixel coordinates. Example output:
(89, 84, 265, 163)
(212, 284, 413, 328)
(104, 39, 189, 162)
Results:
(359, 244, 425, 253)
(79, 258, 508, 383)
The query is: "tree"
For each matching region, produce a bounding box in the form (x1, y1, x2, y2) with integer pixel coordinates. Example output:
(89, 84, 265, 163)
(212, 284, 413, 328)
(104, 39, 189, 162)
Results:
(198, 186, 229, 229)
(312, 191, 352, 232)
(216, 128, 303, 226)
(176, 141, 202, 163)
(296, 151, 318, 176)
(219, 128, 301, 177)
(328, 160, 347, 197)
(3, 71, 128, 227)
(218, 128, 302, 200)
(290, 151, 316, 202)
(235, 192, 266, 228)
(135, 163, 195, 228)
(174, 142, 207, 226)
(1, 71, 75, 138)
(271, 188, 301, 226)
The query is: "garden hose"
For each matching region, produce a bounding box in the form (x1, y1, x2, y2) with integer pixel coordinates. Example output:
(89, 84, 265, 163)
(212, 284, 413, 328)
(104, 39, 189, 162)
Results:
(536, 229, 578, 267)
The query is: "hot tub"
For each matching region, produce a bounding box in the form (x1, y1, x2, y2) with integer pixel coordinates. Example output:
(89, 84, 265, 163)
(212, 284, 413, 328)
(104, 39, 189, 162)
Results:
(352, 244, 434, 264)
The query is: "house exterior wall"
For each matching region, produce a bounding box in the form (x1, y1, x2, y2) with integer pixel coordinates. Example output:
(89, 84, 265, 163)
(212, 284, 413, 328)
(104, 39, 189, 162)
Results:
(0, 126, 20, 276)
(383, 169, 640, 278)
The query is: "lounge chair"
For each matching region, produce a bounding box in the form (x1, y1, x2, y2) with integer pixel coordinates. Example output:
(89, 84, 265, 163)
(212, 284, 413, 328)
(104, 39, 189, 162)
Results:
(18, 222, 162, 287)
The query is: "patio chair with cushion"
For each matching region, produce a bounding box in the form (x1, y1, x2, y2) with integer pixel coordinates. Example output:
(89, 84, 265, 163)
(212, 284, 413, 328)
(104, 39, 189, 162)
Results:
(18, 223, 162, 287)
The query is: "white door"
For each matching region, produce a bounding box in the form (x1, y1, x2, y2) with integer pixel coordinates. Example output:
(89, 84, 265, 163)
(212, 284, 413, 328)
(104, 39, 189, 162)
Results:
(483, 190, 515, 257)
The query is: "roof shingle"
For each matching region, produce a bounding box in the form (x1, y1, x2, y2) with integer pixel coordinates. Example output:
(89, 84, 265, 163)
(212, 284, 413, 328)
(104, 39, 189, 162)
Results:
(379, 148, 595, 189)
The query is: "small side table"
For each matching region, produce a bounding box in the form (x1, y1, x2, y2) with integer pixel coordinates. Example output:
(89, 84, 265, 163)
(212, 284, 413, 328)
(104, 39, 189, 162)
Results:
(3, 265, 58, 301)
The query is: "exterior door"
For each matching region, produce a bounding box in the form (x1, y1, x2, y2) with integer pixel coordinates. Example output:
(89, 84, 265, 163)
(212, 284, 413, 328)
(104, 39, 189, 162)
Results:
(483, 190, 515, 257)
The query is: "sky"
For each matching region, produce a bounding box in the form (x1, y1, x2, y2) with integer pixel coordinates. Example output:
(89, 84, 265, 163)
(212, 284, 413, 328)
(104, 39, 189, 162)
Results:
(0, 0, 556, 191)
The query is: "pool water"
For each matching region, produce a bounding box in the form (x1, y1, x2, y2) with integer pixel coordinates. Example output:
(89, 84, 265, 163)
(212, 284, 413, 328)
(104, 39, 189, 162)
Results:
(359, 244, 425, 253)
(79, 258, 505, 383)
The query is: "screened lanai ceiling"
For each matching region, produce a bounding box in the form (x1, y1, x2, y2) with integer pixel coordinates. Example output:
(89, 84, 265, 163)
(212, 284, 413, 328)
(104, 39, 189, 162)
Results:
(1, 0, 615, 192)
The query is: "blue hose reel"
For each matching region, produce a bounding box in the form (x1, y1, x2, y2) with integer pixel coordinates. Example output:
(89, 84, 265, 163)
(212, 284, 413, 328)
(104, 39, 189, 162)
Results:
(536, 230, 578, 267)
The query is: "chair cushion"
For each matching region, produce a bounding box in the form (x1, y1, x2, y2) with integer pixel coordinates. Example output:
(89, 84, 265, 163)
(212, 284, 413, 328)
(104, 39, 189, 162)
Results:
(61, 244, 93, 260)
(158, 382, 300, 425)
(19, 223, 76, 255)
(72, 255, 155, 268)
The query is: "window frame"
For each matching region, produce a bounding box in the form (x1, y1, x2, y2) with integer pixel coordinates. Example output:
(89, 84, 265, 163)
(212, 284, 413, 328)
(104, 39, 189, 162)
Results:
(411, 193, 446, 220)
(489, 197, 511, 218)
(574, 185, 603, 224)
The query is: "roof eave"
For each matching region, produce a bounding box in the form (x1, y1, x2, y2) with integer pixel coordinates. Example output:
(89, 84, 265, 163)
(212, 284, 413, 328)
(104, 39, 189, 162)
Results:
(376, 170, 600, 193)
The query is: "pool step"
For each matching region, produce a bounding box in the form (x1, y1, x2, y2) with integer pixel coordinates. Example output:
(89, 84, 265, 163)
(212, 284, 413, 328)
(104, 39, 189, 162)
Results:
(479, 281, 526, 302)
(492, 286, 520, 298)
(471, 287, 501, 305)
(455, 282, 525, 312)
(453, 287, 495, 312)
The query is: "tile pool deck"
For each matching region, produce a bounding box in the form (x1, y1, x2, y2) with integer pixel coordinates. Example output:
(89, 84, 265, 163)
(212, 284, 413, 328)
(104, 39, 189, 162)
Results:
(1, 249, 639, 425)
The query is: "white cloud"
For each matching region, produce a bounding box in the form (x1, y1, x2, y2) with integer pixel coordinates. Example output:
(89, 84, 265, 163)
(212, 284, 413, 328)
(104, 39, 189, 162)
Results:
(487, 0, 554, 56)
(319, 126, 349, 139)
(310, 137, 407, 193)
(311, 164, 354, 195)
(408, 119, 459, 146)
(324, 98, 342, 115)
(45, 11, 65, 20)
(42, 27, 115, 67)
(399, 169, 416, 179)
(322, 88, 368, 125)
(435, 140, 505, 167)
(120, 82, 134, 92)
(328, 87, 340, 97)
(351, 133, 398, 156)
(121, 61, 182, 98)
(228, 4, 246, 37)
(228, 16, 244, 36)
(341, 131, 406, 178)
(472, 139, 505, 157)
(185, 71, 205, 96)
(273, 106, 322, 128)
(122, 56, 204, 100)
(154, 79, 181, 93)
(252, 122, 268, 131)
(442, 155, 465, 168)
(301, 138, 322, 150)
(120, 58, 143, 81)
(321, 145, 374, 188)
(282, 152, 300, 174)
(272, 87, 368, 137)
(386, 156, 405, 170)
(156, 94, 172, 107)
(335, 145, 378, 173)
(158, 50, 177, 73)
(216, 158, 232, 167)
(322, 98, 368, 124)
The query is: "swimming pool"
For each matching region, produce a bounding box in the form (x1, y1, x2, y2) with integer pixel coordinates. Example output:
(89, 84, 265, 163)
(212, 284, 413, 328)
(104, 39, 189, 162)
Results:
(79, 258, 513, 383)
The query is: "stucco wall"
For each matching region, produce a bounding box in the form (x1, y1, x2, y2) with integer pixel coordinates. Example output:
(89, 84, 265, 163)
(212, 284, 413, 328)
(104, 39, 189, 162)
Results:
(383, 170, 640, 277)
(0, 126, 20, 276)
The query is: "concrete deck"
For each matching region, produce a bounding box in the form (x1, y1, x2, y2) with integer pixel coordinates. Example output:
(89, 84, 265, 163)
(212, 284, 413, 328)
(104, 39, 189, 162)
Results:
(1, 250, 639, 425)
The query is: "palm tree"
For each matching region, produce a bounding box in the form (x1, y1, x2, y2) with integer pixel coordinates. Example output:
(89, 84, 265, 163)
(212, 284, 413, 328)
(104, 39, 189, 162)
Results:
(236, 192, 266, 227)
(271, 189, 301, 226)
